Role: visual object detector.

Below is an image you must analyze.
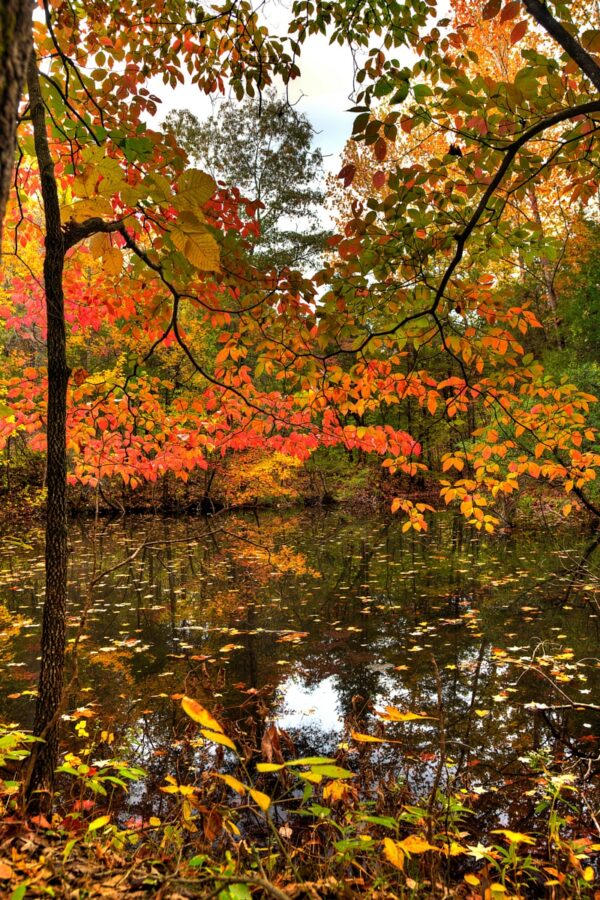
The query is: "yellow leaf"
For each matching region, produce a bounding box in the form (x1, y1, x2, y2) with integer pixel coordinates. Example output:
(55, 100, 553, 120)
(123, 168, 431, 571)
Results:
(249, 789, 271, 811)
(256, 762, 285, 773)
(88, 814, 111, 832)
(562, 502, 572, 517)
(583, 866, 594, 882)
(475, 709, 490, 717)
(103, 247, 122, 276)
(398, 834, 438, 854)
(200, 729, 237, 752)
(351, 731, 385, 743)
(491, 829, 536, 845)
(583, 29, 600, 52)
(443, 841, 467, 857)
(464, 873, 480, 886)
(181, 696, 223, 733)
(379, 706, 432, 722)
(297, 770, 323, 783)
(171, 224, 220, 271)
(213, 773, 246, 795)
(62, 197, 114, 223)
(89, 232, 110, 259)
(323, 779, 352, 802)
(383, 837, 405, 870)
(176, 168, 216, 209)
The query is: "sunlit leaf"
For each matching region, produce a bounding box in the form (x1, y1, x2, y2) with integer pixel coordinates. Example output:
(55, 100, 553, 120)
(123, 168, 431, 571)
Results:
(249, 788, 271, 811)
(398, 834, 438, 854)
(378, 706, 433, 722)
(181, 697, 223, 733)
(88, 815, 111, 832)
(213, 773, 246, 795)
(491, 829, 536, 845)
(200, 729, 237, 752)
(383, 837, 404, 870)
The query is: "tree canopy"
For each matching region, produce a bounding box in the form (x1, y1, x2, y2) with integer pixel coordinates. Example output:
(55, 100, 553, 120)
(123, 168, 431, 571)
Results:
(165, 92, 330, 269)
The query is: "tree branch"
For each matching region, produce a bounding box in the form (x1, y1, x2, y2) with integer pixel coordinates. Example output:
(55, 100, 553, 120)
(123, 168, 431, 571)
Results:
(523, 0, 600, 93)
(63, 216, 127, 251)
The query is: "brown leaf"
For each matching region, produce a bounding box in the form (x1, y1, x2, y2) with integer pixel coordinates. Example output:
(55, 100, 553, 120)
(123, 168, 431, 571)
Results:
(500, 0, 520, 22)
(510, 21, 528, 44)
(203, 807, 223, 842)
(261, 724, 284, 764)
(374, 137, 387, 162)
(482, 0, 501, 20)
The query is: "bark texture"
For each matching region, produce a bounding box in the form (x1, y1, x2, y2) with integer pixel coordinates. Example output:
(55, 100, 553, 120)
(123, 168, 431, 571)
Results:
(25, 47, 70, 807)
(0, 1, 33, 249)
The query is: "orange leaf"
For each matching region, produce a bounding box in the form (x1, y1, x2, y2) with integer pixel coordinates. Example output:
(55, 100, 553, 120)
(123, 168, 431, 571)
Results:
(0, 862, 13, 879)
(379, 706, 433, 722)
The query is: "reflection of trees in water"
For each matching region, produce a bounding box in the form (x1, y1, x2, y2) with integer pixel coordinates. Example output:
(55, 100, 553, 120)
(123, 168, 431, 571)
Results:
(0, 509, 599, 802)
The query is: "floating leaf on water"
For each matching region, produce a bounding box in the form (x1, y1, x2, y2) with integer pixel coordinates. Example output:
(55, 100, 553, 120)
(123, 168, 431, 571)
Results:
(378, 706, 433, 722)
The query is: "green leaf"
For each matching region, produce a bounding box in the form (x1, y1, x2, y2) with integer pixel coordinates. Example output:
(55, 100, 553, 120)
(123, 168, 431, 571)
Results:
(221, 884, 252, 900)
(413, 84, 433, 102)
(309, 764, 355, 780)
(285, 757, 336, 767)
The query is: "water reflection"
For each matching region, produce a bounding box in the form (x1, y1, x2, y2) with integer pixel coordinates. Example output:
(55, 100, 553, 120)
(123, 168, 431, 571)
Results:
(1, 509, 599, 815)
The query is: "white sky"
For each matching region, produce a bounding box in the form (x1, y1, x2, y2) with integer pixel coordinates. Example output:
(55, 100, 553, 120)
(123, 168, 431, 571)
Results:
(148, 2, 362, 174)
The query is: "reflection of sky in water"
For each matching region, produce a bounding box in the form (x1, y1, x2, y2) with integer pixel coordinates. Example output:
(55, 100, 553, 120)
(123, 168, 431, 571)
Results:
(1, 508, 599, 824)
(275, 674, 343, 734)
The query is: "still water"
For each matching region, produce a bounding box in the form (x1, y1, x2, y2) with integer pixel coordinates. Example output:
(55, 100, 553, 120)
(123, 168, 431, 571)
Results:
(1, 509, 599, 822)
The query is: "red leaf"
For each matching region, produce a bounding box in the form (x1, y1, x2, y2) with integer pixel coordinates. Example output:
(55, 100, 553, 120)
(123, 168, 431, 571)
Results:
(374, 137, 387, 162)
(500, 0, 520, 22)
(510, 20, 528, 43)
(373, 170, 387, 189)
(338, 163, 356, 187)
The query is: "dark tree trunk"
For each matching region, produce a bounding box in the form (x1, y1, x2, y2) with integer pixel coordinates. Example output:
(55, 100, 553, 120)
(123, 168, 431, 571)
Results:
(25, 47, 70, 807)
(0, 1, 34, 249)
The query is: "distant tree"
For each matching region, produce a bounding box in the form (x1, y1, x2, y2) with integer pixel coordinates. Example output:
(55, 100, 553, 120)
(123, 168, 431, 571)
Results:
(165, 92, 330, 270)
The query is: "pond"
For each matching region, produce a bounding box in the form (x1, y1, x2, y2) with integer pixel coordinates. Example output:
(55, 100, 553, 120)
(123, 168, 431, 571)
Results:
(1, 509, 599, 831)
